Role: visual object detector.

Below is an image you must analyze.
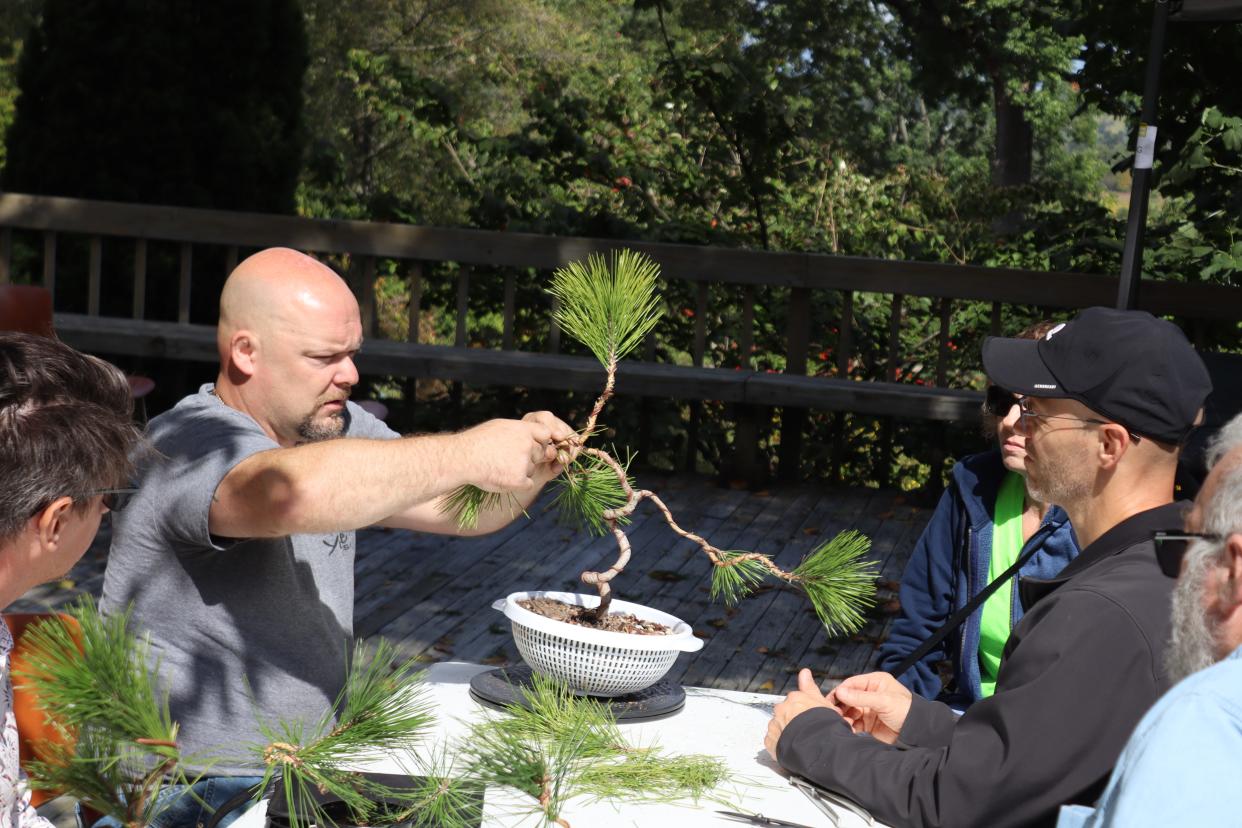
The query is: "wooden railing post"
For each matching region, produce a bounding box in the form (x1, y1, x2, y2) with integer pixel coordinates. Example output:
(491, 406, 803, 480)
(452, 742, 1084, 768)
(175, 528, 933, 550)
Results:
(935, 298, 952, 387)
(359, 256, 377, 338)
(0, 228, 11, 285)
(88, 236, 102, 317)
(547, 291, 561, 355)
(42, 232, 56, 300)
(777, 286, 811, 481)
(502, 271, 516, 351)
(451, 265, 471, 424)
(831, 290, 854, 484)
(178, 243, 192, 324)
(879, 294, 905, 487)
(132, 239, 147, 319)
(728, 285, 764, 484)
(684, 281, 709, 472)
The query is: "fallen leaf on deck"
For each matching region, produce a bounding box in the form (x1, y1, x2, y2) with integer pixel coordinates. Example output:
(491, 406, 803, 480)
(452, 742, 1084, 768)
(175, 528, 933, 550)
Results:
(757, 680, 775, 692)
(756, 646, 770, 655)
(708, 618, 729, 628)
(802, 527, 820, 535)
(647, 570, 687, 583)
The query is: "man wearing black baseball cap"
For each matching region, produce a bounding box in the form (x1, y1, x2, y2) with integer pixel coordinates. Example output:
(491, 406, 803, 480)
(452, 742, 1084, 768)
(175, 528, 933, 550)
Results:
(764, 308, 1211, 828)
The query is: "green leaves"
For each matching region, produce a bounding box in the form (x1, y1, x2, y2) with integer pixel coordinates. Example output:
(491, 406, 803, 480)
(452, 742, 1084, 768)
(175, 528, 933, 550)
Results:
(793, 530, 878, 636)
(548, 248, 663, 366)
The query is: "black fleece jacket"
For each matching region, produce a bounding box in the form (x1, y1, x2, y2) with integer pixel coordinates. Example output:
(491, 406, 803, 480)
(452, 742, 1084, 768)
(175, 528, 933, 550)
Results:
(776, 503, 1183, 828)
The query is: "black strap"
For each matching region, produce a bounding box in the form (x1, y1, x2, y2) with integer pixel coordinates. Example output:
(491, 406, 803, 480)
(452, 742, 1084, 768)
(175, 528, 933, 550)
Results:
(889, 540, 1041, 680)
(202, 782, 263, 828)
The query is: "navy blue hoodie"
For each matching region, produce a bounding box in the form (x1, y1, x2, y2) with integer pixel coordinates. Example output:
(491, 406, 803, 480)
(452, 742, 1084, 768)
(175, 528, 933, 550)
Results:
(876, 450, 1079, 706)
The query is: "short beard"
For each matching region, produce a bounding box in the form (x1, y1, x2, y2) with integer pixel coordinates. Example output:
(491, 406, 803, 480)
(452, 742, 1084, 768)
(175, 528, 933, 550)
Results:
(1166, 539, 1224, 685)
(296, 409, 347, 443)
(1024, 453, 1091, 507)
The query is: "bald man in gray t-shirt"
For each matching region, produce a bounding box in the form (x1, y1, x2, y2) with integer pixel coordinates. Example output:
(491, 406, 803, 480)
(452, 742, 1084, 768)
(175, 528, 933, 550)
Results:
(101, 249, 574, 827)
(101, 388, 397, 773)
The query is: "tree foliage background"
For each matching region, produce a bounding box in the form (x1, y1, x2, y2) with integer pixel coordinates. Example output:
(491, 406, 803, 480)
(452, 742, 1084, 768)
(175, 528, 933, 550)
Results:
(1, 0, 1239, 488)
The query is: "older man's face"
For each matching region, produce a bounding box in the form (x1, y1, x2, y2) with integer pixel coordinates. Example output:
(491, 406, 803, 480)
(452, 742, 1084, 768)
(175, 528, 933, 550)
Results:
(1166, 452, 1242, 683)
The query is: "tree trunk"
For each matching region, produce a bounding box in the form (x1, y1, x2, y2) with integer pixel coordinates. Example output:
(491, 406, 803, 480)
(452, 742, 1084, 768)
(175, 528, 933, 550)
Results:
(991, 74, 1033, 235)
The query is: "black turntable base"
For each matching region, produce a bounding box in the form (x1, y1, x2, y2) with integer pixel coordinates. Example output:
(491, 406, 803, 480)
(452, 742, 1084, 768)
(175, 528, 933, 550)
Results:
(468, 665, 685, 721)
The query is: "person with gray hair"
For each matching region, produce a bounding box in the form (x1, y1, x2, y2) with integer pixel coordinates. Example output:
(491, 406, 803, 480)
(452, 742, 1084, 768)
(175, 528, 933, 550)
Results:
(1056, 412, 1242, 827)
(0, 331, 142, 828)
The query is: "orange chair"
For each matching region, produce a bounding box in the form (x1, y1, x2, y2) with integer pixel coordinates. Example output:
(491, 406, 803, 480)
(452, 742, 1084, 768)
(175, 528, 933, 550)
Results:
(4, 613, 82, 808)
(0, 285, 54, 338)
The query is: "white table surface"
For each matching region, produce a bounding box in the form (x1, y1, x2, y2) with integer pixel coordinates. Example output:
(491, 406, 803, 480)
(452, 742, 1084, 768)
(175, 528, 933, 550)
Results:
(233, 661, 879, 828)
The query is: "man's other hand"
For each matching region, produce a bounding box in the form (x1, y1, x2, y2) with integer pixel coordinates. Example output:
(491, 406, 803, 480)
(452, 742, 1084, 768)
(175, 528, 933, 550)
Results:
(827, 671, 913, 745)
(765, 668, 840, 760)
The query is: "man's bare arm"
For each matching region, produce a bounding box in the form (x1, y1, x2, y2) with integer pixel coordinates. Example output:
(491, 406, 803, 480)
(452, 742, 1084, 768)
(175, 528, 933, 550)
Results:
(209, 416, 563, 538)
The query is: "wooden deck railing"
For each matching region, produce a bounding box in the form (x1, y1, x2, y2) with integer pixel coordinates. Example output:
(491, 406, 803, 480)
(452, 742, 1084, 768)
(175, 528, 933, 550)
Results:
(2, 192, 1238, 479)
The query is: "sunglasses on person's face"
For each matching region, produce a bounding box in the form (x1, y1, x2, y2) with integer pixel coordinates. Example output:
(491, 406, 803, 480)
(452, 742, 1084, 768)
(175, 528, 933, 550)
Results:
(984, 386, 1019, 418)
(81, 487, 139, 512)
(1152, 530, 1223, 578)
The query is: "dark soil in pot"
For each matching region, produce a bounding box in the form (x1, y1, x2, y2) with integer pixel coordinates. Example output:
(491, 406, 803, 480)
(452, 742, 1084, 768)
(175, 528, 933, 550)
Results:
(518, 597, 675, 635)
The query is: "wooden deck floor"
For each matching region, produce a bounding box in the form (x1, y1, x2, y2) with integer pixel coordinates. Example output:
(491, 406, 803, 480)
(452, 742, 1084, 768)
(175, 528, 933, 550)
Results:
(13, 476, 930, 695)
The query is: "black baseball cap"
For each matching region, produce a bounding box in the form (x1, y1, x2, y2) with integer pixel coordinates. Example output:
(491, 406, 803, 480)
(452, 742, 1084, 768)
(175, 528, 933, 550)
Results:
(981, 307, 1211, 445)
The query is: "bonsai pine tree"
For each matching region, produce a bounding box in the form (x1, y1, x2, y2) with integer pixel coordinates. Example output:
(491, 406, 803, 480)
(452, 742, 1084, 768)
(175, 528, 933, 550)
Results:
(448, 249, 877, 635)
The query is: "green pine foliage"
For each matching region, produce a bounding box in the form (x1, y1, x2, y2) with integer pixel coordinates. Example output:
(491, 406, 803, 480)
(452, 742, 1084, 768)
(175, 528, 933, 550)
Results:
(708, 551, 773, 608)
(14, 598, 188, 828)
(792, 531, 879, 635)
(249, 639, 437, 828)
(438, 485, 525, 531)
(461, 673, 730, 822)
(550, 449, 634, 537)
(548, 249, 663, 366)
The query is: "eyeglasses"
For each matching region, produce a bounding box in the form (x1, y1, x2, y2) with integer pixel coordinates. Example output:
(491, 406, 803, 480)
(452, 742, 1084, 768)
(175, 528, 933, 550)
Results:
(81, 487, 139, 512)
(984, 386, 1019, 417)
(1017, 398, 1141, 443)
(1152, 530, 1223, 578)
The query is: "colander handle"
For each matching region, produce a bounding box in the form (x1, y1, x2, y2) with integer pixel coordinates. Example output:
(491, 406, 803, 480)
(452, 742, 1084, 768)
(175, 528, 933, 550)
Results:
(676, 635, 706, 653)
(491, 598, 507, 613)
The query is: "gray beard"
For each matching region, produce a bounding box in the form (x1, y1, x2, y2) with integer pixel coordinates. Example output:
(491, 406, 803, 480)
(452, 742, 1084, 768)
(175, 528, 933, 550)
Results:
(296, 409, 347, 443)
(1165, 540, 1222, 685)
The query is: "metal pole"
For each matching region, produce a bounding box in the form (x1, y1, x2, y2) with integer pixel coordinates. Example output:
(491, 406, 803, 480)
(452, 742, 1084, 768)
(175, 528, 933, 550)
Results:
(1117, 0, 1171, 310)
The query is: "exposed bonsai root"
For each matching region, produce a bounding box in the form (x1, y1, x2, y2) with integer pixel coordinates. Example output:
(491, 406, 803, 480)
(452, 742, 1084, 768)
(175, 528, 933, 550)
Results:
(572, 445, 795, 620)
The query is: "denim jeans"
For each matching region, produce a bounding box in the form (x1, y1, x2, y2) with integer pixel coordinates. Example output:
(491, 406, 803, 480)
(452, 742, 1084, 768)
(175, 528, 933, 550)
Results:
(90, 775, 264, 828)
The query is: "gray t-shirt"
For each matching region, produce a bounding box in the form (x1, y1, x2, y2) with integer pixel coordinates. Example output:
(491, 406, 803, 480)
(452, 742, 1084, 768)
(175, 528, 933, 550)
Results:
(100, 385, 399, 774)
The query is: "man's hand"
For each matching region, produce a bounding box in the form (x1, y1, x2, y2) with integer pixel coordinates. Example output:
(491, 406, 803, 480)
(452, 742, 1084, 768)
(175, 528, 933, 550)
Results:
(826, 671, 913, 745)
(456, 412, 577, 493)
(521, 410, 579, 482)
(765, 669, 840, 760)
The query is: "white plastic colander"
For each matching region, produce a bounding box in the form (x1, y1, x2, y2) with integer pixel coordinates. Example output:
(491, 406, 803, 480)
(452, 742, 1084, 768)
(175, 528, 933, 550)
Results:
(493, 591, 704, 696)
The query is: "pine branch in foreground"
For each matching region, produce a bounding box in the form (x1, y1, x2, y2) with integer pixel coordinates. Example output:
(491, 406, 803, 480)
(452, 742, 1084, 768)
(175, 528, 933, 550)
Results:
(460, 673, 730, 824)
(14, 598, 188, 828)
(248, 639, 437, 828)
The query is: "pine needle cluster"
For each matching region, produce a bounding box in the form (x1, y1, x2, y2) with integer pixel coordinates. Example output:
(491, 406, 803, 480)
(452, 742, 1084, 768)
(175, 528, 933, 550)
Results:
(791, 530, 879, 635)
(549, 448, 633, 536)
(547, 249, 663, 366)
(459, 674, 730, 825)
(248, 639, 439, 828)
(13, 599, 188, 828)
